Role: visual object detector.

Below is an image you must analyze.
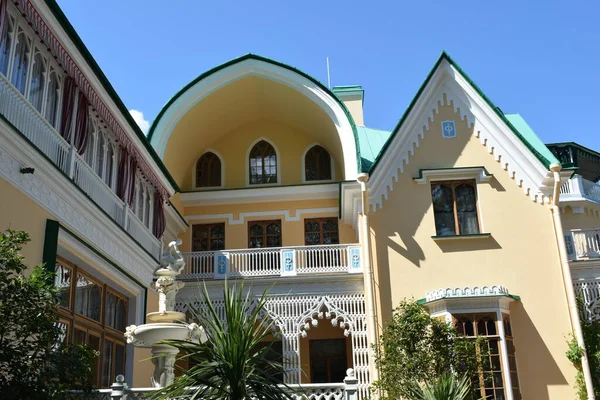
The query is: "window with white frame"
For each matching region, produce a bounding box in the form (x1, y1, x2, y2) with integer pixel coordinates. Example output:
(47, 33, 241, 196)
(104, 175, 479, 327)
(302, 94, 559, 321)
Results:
(28, 51, 45, 112)
(0, 15, 13, 75)
(11, 29, 30, 94)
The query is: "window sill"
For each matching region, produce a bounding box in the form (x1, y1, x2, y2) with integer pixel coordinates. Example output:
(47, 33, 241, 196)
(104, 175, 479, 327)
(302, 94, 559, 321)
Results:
(431, 233, 491, 241)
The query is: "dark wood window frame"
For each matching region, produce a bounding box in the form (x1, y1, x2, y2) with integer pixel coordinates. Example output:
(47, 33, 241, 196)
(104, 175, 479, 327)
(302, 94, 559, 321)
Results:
(195, 151, 222, 188)
(248, 220, 282, 248)
(453, 313, 518, 400)
(431, 179, 481, 236)
(304, 218, 339, 245)
(192, 223, 226, 252)
(249, 140, 278, 185)
(55, 257, 128, 388)
(305, 145, 332, 182)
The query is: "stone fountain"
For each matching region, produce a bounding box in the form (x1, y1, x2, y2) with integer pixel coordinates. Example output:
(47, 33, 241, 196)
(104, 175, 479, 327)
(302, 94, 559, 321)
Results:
(124, 239, 207, 388)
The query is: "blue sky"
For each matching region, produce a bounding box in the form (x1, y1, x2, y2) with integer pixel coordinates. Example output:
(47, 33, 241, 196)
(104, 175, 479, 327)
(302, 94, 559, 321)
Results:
(57, 0, 600, 150)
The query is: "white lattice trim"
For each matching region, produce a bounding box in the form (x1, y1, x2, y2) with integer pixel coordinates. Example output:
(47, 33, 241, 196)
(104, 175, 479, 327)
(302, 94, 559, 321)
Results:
(425, 285, 510, 302)
(367, 59, 554, 211)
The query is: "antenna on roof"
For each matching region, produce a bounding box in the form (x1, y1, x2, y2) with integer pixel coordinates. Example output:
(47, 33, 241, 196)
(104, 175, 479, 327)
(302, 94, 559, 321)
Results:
(326, 57, 331, 89)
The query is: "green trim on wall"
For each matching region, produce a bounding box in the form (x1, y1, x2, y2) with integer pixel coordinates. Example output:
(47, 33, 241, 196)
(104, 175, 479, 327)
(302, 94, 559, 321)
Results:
(42, 0, 180, 193)
(368, 51, 555, 177)
(145, 53, 363, 174)
(42, 219, 60, 274)
(417, 293, 521, 305)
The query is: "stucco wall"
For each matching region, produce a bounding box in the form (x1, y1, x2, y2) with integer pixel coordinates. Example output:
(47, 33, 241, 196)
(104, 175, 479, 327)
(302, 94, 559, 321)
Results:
(368, 103, 576, 399)
(561, 205, 600, 231)
(0, 177, 51, 267)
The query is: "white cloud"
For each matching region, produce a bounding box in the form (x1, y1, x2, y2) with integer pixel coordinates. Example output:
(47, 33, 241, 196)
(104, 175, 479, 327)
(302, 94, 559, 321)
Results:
(129, 109, 150, 135)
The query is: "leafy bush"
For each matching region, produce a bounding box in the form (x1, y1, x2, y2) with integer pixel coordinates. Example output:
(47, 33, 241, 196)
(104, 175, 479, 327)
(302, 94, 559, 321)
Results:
(0, 229, 96, 399)
(372, 299, 483, 400)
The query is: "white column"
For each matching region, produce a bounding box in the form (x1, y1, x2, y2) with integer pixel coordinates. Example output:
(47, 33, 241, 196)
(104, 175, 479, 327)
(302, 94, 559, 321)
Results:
(496, 310, 514, 400)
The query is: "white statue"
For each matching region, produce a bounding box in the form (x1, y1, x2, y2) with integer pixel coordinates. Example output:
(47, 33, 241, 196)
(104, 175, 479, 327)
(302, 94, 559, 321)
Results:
(157, 239, 185, 274)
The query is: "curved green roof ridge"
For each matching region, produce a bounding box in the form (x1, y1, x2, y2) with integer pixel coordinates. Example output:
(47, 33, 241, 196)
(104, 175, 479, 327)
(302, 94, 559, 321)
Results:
(146, 53, 362, 173)
(368, 51, 557, 175)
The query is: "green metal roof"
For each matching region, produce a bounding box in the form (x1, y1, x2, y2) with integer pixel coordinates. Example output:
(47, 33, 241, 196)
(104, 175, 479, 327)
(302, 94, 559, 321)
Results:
(356, 126, 392, 171)
(505, 114, 559, 165)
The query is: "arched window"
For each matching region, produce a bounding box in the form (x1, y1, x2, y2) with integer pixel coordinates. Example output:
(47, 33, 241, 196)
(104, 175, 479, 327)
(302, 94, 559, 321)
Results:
(11, 31, 30, 94)
(195, 151, 221, 188)
(249, 140, 277, 185)
(0, 19, 13, 76)
(305, 145, 332, 181)
(45, 70, 60, 127)
(105, 142, 114, 188)
(28, 52, 45, 112)
(96, 132, 105, 178)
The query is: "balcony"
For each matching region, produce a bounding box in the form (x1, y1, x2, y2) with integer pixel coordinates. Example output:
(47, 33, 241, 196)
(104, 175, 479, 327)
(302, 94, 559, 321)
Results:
(560, 175, 600, 204)
(182, 244, 363, 279)
(565, 229, 600, 261)
(0, 72, 161, 258)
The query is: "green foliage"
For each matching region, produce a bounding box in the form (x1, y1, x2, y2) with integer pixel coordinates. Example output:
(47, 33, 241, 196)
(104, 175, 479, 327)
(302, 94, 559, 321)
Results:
(372, 299, 483, 400)
(567, 299, 600, 400)
(0, 229, 96, 399)
(405, 373, 475, 400)
(151, 281, 294, 400)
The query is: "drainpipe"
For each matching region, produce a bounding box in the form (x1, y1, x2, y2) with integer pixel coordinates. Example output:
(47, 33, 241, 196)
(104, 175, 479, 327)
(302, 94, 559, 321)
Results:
(356, 172, 379, 382)
(550, 163, 595, 400)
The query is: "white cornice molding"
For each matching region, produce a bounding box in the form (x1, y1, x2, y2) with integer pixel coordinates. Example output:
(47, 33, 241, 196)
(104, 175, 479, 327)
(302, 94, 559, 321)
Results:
(180, 183, 339, 207)
(30, 0, 174, 195)
(425, 285, 510, 302)
(413, 167, 492, 185)
(185, 207, 338, 225)
(149, 58, 358, 180)
(340, 182, 361, 230)
(0, 120, 156, 284)
(367, 60, 553, 211)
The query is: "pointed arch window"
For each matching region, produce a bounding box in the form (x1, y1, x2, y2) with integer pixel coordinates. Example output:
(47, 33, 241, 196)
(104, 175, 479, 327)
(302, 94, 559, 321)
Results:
(45, 69, 60, 128)
(11, 31, 29, 94)
(196, 151, 221, 188)
(249, 140, 277, 185)
(0, 18, 13, 76)
(28, 52, 45, 112)
(305, 145, 332, 181)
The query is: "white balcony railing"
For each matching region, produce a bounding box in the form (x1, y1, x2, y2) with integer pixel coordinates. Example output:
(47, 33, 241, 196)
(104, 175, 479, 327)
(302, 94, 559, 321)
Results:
(565, 229, 600, 261)
(182, 244, 363, 279)
(0, 73, 160, 259)
(560, 175, 600, 204)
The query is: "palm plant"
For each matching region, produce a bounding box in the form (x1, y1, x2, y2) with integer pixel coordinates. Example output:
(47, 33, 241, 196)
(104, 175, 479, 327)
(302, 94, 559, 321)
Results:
(405, 373, 476, 400)
(151, 281, 294, 400)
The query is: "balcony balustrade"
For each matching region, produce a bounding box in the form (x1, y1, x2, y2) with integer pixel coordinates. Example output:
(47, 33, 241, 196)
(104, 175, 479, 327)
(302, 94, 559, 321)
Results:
(0, 72, 160, 258)
(182, 243, 363, 279)
(565, 229, 600, 261)
(560, 174, 600, 204)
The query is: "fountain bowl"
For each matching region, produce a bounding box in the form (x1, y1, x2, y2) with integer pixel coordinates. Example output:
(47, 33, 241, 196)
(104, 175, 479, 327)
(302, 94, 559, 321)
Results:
(125, 323, 204, 348)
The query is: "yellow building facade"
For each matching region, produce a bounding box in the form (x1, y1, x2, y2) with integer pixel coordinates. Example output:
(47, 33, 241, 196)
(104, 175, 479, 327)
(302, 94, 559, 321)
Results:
(1, 1, 600, 399)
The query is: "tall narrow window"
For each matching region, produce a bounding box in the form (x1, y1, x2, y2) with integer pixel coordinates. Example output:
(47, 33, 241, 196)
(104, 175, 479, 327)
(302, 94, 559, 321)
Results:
(105, 142, 114, 188)
(11, 31, 29, 94)
(249, 140, 277, 185)
(431, 180, 479, 236)
(305, 145, 332, 181)
(96, 132, 105, 178)
(455, 314, 510, 400)
(84, 124, 96, 167)
(196, 151, 221, 188)
(28, 52, 45, 112)
(45, 70, 60, 127)
(0, 19, 12, 76)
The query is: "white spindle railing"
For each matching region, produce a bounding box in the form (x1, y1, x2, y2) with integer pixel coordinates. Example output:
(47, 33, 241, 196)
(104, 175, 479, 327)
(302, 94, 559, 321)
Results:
(126, 209, 161, 258)
(182, 244, 362, 279)
(565, 229, 600, 261)
(0, 72, 161, 259)
(73, 153, 125, 224)
(0, 73, 70, 173)
(560, 175, 600, 204)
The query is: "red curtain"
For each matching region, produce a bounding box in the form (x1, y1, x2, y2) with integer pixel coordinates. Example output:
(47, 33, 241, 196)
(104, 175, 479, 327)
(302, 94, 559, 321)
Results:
(60, 77, 77, 142)
(152, 191, 165, 239)
(0, 0, 7, 50)
(116, 146, 129, 202)
(73, 93, 90, 154)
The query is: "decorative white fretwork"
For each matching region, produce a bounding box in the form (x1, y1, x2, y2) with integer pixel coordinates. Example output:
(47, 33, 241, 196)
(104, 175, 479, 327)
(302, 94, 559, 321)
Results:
(176, 293, 370, 398)
(574, 280, 600, 321)
(425, 285, 510, 302)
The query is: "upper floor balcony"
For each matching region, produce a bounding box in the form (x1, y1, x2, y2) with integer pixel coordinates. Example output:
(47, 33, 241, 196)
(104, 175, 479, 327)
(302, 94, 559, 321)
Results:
(565, 228, 600, 262)
(181, 243, 363, 280)
(0, 64, 161, 258)
(560, 174, 600, 205)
